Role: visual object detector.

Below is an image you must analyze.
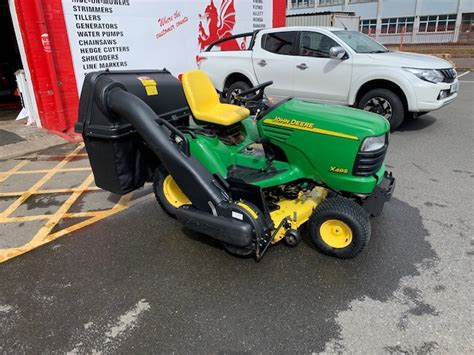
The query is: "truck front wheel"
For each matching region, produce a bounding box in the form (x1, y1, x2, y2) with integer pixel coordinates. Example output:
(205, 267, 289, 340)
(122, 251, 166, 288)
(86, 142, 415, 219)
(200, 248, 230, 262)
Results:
(358, 88, 404, 131)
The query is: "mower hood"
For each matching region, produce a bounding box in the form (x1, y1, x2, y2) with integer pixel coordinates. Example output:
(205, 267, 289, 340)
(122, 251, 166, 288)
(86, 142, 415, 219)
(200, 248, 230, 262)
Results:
(266, 99, 390, 140)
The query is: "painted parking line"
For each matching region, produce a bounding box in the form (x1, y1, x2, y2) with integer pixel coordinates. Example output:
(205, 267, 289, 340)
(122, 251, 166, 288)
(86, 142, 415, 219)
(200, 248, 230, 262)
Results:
(0, 161, 29, 183)
(0, 143, 152, 263)
(457, 70, 470, 78)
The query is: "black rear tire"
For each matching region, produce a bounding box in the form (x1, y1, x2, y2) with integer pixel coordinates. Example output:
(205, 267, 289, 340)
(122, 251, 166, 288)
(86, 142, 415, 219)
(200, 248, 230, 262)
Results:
(226, 81, 251, 104)
(358, 88, 405, 132)
(222, 242, 254, 257)
(309, 197, 370, 259)
(152, 165, 178, 218)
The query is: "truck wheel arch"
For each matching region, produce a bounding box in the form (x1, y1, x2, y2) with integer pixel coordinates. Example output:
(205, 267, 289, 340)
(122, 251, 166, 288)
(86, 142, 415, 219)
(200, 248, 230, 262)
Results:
(224, 73, 254, 91)
(353, 79, 409, 113)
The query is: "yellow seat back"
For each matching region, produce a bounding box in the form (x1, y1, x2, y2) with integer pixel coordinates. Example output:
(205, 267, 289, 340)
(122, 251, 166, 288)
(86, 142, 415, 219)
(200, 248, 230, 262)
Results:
(182, 70, 221, 114)
(182, 70, 250, 126)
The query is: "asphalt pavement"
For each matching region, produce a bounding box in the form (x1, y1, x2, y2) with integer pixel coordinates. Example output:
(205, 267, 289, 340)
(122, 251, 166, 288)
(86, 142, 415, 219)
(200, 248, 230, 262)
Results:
(1, 73, 473, 353)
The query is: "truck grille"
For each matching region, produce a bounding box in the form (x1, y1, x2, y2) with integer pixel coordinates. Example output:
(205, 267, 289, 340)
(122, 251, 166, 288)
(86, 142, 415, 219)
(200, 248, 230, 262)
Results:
(353, 145, 388, 177)
(439, 68, 456, 83)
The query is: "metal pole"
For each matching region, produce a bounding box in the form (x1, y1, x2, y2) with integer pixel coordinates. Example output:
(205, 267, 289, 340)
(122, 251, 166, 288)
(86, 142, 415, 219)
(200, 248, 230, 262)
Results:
(454, 0, 464, 43)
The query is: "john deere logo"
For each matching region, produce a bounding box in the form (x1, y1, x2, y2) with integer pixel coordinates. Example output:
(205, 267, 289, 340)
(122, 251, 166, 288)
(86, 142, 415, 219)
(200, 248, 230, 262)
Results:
(262, 117, 360, 141)
(272, 117, 315, 129)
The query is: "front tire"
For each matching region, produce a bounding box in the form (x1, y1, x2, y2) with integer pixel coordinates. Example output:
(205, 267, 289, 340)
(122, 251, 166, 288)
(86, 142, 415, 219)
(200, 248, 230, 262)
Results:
(309, 197, 370, 259)
(358, 88, 404, 132)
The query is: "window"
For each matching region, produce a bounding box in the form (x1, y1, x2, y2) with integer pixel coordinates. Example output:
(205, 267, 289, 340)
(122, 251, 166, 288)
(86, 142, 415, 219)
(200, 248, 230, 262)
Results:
(298, 31, 339, 58)
(290, 0, 315, 8)
(262, 32, 297, 55)
(319, 0, 344, 6)
(461, 13, 474, 32)
(419, 14, 456, 32)
(333, 31, 388, 53)
(360, 19, 377, 35)
(381, 17, 414, 34)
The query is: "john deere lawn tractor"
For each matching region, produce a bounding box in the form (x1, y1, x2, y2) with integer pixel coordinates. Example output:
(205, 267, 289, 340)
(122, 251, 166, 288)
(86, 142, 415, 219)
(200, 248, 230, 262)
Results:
(75, 69, 395, 260)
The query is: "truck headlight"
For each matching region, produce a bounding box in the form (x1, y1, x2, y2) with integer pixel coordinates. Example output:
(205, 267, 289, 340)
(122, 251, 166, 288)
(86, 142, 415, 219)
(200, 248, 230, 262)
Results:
(361, 135, 386, 152)
(403, 68, 444, 83)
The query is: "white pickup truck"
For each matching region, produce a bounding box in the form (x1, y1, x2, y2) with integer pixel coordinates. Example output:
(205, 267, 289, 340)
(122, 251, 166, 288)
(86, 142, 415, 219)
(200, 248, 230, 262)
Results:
(198, 27, 459, 131)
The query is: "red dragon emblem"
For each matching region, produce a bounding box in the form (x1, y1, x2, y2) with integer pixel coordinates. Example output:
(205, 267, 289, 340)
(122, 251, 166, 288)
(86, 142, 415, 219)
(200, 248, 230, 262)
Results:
(198, 0, 246, 52)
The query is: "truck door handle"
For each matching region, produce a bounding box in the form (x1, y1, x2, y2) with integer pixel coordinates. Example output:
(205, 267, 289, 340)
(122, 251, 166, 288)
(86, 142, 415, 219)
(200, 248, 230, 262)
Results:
(297, 63, 308, 70)
(257, 60, 267, 67)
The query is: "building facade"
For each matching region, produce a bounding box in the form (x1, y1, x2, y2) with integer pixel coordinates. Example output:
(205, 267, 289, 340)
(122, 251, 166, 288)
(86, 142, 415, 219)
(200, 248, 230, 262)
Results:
(5, 0, 286, 133)
(286, 0, 474, 44)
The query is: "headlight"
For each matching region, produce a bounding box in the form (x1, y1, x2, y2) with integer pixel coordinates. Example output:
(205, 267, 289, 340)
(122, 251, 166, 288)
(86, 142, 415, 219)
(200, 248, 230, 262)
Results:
(361, 135, 386, 152)
(403, 68, 444, 83)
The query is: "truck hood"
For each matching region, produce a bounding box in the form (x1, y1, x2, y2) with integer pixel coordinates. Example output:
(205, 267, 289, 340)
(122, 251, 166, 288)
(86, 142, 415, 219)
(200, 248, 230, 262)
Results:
(265, 99, 389, 140)
(366, 51, 452, 69)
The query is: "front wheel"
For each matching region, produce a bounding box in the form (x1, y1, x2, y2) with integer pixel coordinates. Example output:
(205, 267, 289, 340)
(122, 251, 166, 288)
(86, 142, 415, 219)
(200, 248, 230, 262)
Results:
(358, 88, 404, 132)
(309, 197, 370, 259)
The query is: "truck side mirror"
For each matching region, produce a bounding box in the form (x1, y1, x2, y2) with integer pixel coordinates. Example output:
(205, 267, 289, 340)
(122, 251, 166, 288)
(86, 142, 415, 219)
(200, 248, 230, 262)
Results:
(329, 46, 346, 60)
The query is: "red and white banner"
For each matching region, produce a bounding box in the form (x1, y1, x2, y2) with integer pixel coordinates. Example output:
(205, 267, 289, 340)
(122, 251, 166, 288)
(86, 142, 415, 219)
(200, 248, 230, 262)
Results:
(62, 0, 275, 92)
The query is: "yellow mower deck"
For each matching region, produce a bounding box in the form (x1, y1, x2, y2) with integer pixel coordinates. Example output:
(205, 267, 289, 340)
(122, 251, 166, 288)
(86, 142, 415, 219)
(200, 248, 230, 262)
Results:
(270, 187, 327, 243)
(163, 175, 328, 245)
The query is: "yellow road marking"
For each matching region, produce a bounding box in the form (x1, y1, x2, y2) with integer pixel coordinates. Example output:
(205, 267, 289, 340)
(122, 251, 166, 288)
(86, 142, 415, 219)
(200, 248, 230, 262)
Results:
(0, 167, 91, 176)
(0, 143, 154, 263)
(46, 194, 134, 239)
(46, 194, 151, 241)
(35, 174, 94, 243)
(0, 208, 121, 223)
(0, 192, 149, 263)
(0, 160, 29, 183)
(0, 186, 100, 198)
(0, 144, 84, 219)
(0, 215, 52, 223)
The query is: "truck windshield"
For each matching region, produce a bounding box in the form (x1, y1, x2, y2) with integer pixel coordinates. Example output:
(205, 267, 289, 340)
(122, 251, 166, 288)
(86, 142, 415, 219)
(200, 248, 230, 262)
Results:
(332, 31, 389, 54)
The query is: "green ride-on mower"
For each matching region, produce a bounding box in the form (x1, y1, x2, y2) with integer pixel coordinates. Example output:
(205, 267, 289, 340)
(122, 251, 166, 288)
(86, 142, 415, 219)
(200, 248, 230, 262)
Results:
(75, 69, 395, 261)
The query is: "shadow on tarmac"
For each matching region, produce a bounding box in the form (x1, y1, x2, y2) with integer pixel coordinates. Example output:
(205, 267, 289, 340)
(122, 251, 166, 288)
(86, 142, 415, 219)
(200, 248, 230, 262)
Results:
(398, 115, 437, 132)
(0, 197, 437, 353)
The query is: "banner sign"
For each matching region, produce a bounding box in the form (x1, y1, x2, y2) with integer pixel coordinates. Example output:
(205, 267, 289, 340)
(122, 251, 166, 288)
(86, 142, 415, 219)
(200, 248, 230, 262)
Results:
(62, 0, 274, 92)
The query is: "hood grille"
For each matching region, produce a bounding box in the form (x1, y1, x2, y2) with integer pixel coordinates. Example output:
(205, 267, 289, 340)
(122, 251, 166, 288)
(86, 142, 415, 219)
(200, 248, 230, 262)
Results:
(353, 145, 388, 177)
(439, 68, 456, 83)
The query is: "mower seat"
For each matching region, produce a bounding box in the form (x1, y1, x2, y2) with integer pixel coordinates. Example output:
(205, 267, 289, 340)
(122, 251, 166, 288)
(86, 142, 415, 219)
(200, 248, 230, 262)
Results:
(182, 70, 250, 126)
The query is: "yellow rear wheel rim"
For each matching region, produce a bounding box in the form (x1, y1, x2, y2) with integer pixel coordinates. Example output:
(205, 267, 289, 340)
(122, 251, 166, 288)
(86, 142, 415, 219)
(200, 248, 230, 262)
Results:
(319, 219, 353, 248)
(162, 175, 191, 208)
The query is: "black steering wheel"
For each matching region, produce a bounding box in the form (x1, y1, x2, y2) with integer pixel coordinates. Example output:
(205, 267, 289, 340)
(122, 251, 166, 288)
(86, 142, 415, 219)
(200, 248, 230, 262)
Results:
(231, 81, 273, 114)
(235, 81, 273, 101)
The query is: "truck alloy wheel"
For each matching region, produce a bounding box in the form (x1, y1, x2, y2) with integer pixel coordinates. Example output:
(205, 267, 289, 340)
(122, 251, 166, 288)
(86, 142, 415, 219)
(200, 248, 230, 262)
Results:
(358, 88, 404, 132)
(363, 97, 392, 119)
(309, 197, 371, 259)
